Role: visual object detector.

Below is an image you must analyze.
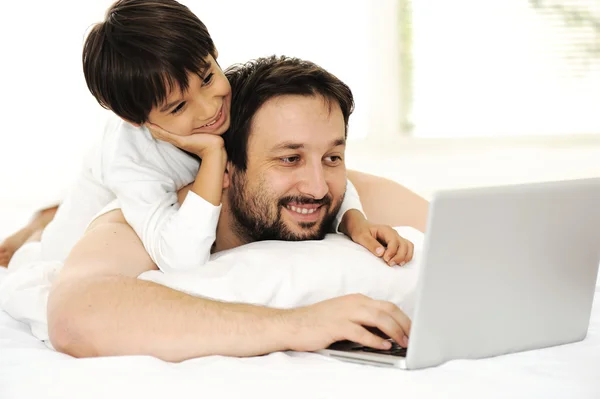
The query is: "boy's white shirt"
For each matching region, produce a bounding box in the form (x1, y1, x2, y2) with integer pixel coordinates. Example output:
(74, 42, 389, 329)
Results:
(88, 116, 365, 273)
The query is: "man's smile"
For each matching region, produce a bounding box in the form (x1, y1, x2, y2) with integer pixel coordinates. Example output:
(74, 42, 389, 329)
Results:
(283, 203, 324, 223)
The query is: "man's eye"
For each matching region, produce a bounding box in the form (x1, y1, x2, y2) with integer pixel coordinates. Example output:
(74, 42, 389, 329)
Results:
(281, 156, 300, 164)
(171, 102, 186, 115)
(325, 155, 342, 163)
(202, 72, 214, 86)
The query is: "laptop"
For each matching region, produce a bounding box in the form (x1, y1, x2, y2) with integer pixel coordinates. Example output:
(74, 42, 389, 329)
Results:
(319, 178, 600, 370)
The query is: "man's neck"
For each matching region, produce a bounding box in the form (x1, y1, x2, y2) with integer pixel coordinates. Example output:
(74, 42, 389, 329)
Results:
(212, 200, 247, 254)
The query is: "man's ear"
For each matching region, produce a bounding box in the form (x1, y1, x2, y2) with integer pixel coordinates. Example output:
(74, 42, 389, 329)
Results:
(222, 161, 232, 189)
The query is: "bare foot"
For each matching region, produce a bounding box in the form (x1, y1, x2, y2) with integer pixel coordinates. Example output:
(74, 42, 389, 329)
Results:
(0, 205, 58, 267)
(0, 227, 34, 267)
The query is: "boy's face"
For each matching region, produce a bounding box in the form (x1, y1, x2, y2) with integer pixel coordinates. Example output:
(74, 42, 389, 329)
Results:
(146, 55, 232, 137)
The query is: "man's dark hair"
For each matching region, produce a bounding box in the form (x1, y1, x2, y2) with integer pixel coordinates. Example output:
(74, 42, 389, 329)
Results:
(223, 55, 355, 171)
(82, 0, 216, 124)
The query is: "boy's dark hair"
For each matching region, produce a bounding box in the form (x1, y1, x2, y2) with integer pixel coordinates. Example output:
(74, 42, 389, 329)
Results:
(83, 0, 216, 124)
(223, 55, 354, 171)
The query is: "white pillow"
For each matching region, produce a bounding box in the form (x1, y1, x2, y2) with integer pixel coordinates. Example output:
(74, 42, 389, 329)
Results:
(139, 227, 425, 315)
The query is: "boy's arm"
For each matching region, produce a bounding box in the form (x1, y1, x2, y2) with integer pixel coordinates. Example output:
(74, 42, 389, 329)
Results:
(336, 174, 416, 267)
(333, 178, 365, 233)
(187, 145, 227, 207)
(105, 140, 225, 273)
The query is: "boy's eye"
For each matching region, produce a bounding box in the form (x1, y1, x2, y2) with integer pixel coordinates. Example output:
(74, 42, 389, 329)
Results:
(325, 155, 342, 163)
(171, 102, 186, 115)
(202, 72, 214, 86)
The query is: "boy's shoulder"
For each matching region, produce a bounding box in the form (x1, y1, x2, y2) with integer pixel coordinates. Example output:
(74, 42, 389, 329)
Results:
(100, 114, 162, 164)
(98, 114, 199, 184)
(103, 115, 152, 149)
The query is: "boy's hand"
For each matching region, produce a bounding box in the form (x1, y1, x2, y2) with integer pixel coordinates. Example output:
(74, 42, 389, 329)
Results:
(340, 210, 414, 267)
(146, 123, 225, 158)
(147, 123, 226, 207)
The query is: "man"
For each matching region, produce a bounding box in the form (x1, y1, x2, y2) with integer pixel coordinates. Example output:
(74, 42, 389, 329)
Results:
(47, 56, 418, 361)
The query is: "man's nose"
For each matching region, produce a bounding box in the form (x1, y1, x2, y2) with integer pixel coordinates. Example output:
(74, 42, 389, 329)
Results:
(297, 162, 329, 200)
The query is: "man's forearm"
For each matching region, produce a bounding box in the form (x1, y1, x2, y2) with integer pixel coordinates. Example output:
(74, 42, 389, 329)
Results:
(347, 170, 429, 232)
(48, 274, 291, 362)
(48, 208, 294, 362)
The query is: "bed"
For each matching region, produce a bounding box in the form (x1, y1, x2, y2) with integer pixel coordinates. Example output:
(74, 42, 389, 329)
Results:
(1, 226, 599, 399)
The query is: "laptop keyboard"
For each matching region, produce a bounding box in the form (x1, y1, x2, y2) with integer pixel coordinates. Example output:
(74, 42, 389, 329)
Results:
(327, 339, 407, 357)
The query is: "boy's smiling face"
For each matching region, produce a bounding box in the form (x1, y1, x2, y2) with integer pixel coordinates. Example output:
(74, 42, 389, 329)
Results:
(146, 55, 232, 137)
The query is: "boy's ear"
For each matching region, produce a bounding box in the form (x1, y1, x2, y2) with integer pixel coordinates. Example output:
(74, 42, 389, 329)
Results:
(214, 48, 219, 59)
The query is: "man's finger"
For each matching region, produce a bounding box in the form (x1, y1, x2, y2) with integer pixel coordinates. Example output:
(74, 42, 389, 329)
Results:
(353, 306, 408, 347)
(377, 300, 412, 345)
(346, 324, 393, 350)
(369, 312, 407, 348)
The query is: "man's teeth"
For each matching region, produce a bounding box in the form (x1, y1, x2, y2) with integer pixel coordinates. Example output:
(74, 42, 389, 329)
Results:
(286, 205, 317, 215)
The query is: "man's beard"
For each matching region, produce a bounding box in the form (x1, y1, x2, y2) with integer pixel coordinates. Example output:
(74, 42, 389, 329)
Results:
(228, 171, 344, 243)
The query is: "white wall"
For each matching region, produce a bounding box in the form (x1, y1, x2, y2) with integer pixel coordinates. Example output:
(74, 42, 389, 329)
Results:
(0, 0, 384, 212)
(411, 0, 600, 137)
(1, 0, 599, 235)
(345, 136, 600, 200)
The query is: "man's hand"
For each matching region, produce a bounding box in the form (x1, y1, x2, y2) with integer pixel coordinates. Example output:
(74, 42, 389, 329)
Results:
(340, 210, 415, 266)
(146, 122, 225, 159)
(282, 294, 411, 352)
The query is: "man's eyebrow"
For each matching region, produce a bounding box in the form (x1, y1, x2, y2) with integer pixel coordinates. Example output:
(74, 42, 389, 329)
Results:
(270, 142, 304, 152)
(270, 138, 346, 152)
(331, 138, 346, 147)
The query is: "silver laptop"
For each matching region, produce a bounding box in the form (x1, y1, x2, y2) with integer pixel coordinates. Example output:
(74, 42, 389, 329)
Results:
(319, 178, 600, 370)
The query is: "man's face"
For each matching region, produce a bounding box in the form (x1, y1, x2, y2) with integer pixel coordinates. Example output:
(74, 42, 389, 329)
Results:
(146, 55, 232, 137)
(228, 94, 347, 242)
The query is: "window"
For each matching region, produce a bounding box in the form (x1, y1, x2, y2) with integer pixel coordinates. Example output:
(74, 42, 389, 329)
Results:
(401, 0, 600, 138)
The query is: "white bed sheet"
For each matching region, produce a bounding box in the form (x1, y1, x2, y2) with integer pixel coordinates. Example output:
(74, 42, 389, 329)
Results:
(1, 267, 599, 399)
